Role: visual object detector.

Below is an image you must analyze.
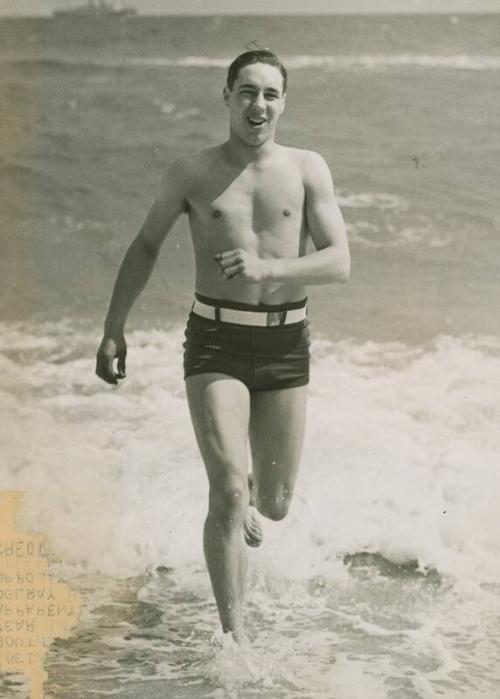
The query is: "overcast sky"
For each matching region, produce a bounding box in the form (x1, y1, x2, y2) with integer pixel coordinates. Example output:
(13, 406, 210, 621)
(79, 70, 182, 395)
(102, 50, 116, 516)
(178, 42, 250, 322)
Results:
(1, 0, 499, 16)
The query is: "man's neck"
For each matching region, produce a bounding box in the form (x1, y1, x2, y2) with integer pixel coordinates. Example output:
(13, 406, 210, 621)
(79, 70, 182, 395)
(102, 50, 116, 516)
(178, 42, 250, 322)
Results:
(222, 134, 278, 167)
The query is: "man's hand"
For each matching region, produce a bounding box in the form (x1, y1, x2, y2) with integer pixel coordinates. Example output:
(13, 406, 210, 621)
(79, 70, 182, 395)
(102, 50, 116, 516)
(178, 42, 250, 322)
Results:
(95, 335, 127, 385)
(214, 249, 270, 283)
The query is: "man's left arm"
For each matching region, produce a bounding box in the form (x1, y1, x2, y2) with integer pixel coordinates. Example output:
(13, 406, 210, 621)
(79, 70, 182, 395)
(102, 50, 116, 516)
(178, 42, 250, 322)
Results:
(268, 151, 350, 284)
(216, 151, 350, 285)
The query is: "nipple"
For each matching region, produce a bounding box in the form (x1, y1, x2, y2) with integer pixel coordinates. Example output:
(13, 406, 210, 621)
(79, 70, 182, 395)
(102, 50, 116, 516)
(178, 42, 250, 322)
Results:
(212, 209, 222, 218)
(283, 209, 291, 217)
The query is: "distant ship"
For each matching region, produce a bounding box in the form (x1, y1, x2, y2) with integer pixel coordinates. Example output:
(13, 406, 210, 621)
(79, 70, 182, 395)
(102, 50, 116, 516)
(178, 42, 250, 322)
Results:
(53, 1, 137, 19)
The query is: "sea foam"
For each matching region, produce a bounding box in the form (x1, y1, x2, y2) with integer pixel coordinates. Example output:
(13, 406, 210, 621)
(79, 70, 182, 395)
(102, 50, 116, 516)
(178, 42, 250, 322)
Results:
(1, 322, 499, 588)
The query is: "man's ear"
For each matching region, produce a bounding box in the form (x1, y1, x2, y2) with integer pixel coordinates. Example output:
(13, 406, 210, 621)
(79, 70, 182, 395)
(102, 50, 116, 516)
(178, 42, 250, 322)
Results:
(223, 86, 230, 106)
(279, 93, 286, 114)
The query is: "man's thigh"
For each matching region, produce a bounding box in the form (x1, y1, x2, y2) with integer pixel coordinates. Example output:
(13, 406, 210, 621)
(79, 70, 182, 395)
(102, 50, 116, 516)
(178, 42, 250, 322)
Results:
(185, 373, 250, 486)
(249, 385, 307, 502)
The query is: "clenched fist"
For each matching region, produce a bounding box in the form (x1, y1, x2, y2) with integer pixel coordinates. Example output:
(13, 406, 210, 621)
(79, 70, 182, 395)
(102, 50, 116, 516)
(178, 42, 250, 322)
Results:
(214, 249, 271, 283)
(95, 334, 127, 385)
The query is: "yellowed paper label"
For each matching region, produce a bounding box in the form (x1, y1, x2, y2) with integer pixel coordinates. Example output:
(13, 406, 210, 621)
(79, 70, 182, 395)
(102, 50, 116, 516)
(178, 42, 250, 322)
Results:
(0, 492, 82, 699)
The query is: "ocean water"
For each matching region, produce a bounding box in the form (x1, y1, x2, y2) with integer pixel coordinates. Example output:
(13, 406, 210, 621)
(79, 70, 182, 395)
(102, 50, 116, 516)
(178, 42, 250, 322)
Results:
(1, 13, 500, 699)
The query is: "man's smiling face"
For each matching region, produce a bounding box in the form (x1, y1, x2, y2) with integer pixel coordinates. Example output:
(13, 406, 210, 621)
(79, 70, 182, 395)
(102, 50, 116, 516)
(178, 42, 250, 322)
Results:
(223, 62, 286, 147)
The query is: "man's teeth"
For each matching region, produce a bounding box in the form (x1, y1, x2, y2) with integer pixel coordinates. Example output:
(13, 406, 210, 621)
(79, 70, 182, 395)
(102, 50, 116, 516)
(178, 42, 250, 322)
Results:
(248, 117, 266, 125)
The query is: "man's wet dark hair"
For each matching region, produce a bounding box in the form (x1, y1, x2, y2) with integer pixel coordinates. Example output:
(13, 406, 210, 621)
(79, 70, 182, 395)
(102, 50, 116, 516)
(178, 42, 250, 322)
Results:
(226, 50, 288, 94)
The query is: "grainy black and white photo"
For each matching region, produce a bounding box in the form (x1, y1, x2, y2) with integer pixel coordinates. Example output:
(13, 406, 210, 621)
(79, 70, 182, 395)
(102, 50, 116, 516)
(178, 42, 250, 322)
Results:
(1, 1, 499, 697)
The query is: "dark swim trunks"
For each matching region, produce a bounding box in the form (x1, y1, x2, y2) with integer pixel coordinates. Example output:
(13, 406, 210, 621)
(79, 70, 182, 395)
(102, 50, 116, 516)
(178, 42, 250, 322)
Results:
(183, 294, 310, 391)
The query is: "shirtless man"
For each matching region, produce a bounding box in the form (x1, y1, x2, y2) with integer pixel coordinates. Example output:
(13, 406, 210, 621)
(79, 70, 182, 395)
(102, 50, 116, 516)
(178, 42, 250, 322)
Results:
(96, 50, 350, 642)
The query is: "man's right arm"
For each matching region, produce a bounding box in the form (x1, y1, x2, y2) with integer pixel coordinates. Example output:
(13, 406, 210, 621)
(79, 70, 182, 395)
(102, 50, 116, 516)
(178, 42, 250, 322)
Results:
(96, 160, 189, 384)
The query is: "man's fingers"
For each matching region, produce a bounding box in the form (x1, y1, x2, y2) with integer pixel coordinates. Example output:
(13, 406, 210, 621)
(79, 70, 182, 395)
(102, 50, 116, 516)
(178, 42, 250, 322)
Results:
(215, 249, 241, 259)
(222, 262, 243, 279)
(214, 250, 241, 266)
(96, 346, 126, 384)
(103, 375, 118, 385)
(117, 350, 127, 377)
(217, 256, 240, 271)
(100, 356, 116, 382)
(95, 358, 118, 385)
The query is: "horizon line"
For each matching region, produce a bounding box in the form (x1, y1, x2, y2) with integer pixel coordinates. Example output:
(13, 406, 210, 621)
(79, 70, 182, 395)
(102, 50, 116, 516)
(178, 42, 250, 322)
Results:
(2, 9, 500, 16)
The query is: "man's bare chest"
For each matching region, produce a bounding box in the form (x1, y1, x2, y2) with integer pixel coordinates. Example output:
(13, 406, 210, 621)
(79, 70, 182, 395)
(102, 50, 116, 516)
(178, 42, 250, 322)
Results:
(188, 165, 305, 232)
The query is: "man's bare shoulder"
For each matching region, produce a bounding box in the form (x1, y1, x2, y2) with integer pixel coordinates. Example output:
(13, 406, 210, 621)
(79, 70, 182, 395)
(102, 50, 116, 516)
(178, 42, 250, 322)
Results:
(160, 147, 224, 200)
(167, 147, 222, 178)
(278, 145, 331, 180)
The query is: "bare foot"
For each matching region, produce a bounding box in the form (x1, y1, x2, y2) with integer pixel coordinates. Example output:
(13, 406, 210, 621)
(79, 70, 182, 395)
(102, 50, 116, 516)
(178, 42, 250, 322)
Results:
(244, 475, 263, 548)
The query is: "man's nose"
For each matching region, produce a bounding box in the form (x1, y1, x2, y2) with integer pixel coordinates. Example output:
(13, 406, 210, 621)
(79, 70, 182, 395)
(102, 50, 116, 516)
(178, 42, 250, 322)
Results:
(253, 92, 266, 109)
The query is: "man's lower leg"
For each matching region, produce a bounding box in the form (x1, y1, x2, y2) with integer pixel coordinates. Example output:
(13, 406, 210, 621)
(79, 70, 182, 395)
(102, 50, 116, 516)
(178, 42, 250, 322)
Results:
(203, 495, 248, 640)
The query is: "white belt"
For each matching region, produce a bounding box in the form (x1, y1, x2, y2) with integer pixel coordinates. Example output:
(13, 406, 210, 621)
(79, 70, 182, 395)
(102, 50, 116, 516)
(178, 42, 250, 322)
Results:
(192, 299, 307, 326)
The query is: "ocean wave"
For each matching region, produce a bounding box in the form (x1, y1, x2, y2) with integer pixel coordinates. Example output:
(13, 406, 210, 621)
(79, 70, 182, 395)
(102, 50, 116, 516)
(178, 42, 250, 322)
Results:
(338, 192, 408, 210)
(286, 53, 500, 71)
(1, 322, 500, 584)
(347, 220, 453, 249)
(126, 54, 500, 71)
(336, 193, 451, 249)
(2, 321, 500, 694)
(2, 53, 500, 72)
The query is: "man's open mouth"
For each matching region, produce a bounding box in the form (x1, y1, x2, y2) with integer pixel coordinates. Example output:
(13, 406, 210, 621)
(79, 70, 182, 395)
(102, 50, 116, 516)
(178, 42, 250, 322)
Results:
(247, 117, 267, 127)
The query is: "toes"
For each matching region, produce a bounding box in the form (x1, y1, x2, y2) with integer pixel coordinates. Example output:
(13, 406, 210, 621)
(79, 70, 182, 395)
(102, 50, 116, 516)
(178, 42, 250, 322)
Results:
(244, 511, 263, 548)
(245, 532, 262, 548)
(246, 519, 259, 533)
(246, 524, 262, 540)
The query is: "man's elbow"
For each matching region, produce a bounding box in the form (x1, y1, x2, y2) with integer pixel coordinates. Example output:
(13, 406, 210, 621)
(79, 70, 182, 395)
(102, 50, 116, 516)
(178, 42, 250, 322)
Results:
(330, 250, 351, 284)
(337, 258, 351, 283)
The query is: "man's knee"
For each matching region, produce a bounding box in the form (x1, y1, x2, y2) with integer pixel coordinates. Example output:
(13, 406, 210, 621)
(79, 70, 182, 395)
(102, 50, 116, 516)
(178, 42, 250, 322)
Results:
(256, 487, 292, 522)
(208, 472, 248, 522)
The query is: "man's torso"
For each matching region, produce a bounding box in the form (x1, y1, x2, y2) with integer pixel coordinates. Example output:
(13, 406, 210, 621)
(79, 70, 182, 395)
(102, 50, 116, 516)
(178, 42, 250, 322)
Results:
(181, 143, 311, 305)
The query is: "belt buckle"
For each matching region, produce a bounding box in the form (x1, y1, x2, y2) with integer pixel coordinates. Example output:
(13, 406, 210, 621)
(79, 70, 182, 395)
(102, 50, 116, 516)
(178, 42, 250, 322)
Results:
(267, 310, 286, 326)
